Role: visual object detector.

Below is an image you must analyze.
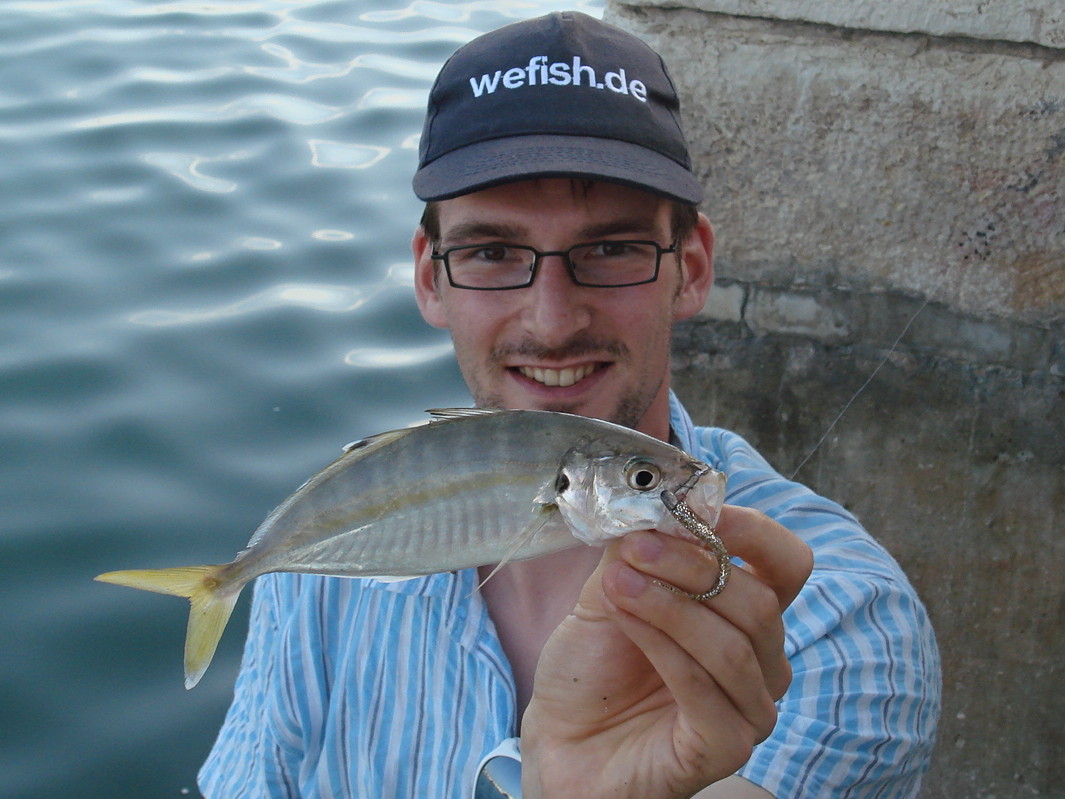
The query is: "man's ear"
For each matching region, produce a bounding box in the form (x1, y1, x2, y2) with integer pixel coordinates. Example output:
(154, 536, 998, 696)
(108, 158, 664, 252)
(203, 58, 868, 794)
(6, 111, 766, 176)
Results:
(672, 213, 715, 322)
(412, 226, 449, 329)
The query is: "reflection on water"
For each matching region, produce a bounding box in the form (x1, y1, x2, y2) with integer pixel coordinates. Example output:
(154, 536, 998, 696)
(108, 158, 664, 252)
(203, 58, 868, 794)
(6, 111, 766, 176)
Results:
(345, 340, 457, 368)
(309, 139, 391, 168)
(129, 282, 371, 325)
(0, 1, 601, 797)
(140, 152, 245, 193)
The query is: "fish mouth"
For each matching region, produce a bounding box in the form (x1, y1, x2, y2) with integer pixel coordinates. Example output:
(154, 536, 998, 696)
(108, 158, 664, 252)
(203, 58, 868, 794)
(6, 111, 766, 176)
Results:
(663, 461, 712, 505)
(515, 362, 602, 388)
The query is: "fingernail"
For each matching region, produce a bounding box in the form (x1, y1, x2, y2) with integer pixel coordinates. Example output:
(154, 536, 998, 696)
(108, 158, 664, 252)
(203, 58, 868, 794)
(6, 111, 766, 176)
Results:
(615, 565, 649, 598)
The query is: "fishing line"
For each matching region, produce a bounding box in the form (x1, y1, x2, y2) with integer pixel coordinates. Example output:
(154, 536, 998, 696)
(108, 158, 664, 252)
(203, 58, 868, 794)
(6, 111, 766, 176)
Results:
(788, 295, 932, 480)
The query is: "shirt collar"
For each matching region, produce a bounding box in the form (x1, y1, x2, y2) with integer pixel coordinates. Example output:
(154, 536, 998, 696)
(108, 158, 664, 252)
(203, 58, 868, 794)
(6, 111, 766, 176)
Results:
(668, 390, 724, 472)
(668, 389, 698, 453)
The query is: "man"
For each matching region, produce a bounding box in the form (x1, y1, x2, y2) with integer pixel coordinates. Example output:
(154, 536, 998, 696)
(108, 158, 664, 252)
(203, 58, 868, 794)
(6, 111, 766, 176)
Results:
(200, 12, 940, 798)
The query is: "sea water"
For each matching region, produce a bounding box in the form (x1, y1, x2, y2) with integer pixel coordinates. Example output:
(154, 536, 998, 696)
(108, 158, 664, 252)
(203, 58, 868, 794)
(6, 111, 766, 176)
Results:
(0, 1, 601, 796)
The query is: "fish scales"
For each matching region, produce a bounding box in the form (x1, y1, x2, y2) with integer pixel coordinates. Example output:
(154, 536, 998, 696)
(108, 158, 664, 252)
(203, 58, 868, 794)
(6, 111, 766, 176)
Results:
(232, 412, 573, 580)
(95, 408, 725, 688)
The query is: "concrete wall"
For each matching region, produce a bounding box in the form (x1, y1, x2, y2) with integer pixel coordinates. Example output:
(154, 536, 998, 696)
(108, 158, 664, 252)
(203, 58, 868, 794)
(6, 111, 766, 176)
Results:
(605, 1, 1065, 796)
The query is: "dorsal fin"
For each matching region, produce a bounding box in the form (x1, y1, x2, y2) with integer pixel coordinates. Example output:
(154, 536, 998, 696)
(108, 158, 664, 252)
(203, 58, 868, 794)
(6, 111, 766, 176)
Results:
(426, 407, 506, 421)
(342, 409, 502, 453)
(341, 426, 419, 454)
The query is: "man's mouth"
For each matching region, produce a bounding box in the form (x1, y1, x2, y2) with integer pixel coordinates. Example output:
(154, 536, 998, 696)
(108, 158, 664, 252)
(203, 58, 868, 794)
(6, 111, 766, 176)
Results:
(517, 363, 599, 387)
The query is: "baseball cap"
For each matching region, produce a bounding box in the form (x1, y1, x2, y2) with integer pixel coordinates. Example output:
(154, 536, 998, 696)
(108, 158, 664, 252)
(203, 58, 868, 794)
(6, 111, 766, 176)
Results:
(412, 11, 703, 204)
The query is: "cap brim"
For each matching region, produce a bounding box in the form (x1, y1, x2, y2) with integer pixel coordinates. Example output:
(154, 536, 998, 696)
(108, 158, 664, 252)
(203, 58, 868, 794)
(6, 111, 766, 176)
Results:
(413, 135, 704, 204)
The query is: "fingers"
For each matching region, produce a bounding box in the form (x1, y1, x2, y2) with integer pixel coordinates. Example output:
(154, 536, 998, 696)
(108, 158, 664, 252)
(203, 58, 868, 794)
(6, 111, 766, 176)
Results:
(604, 592, 776, 768)
(601, 505, 812, 715)
(605, 533, 792, 702)
(713, 505, 813, 612)
(627, 533, 791, 691)
(600, 550, 780, 746)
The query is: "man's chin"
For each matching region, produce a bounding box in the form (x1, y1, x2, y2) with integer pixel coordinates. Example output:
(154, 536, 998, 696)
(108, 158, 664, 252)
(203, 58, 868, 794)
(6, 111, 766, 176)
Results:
(517, 395, 648, 431)
(475, 389, 593, 417)
(472, 370, 654, 430)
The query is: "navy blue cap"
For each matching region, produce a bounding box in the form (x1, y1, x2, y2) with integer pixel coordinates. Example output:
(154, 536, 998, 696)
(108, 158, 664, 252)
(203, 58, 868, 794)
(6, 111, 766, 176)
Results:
(413, 12, 703, 204)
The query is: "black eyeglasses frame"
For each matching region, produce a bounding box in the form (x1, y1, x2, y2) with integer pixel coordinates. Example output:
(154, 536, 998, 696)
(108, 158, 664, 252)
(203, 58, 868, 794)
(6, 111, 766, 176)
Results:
(429, 240, 679, 291)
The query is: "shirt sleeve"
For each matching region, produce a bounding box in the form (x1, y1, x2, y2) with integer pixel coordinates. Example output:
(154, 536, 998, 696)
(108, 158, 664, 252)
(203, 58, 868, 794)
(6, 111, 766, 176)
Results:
(692, 425, 941, 798)
(198, 572, 300, 798)
(739, 569, 941, 798)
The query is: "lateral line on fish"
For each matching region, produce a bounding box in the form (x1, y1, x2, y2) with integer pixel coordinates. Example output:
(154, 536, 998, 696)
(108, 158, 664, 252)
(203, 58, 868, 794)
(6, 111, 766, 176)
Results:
(304, 471, 548, 543)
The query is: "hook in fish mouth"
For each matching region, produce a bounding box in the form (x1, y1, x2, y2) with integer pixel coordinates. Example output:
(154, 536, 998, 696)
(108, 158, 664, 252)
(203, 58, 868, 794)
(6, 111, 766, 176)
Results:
(664, 460, 711, 506)
(658, 470, 732, 601)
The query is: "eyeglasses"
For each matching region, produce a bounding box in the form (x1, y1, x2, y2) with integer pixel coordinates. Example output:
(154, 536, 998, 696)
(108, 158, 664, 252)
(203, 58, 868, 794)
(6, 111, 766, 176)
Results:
(430, 240, 677, 290)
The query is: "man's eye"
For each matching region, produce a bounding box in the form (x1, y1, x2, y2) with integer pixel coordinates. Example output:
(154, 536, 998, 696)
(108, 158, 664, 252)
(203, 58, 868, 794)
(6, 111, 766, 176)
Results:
(475, 246, 508, 261)
(450, 245, 516, 267)
(593, 242, 631, 257)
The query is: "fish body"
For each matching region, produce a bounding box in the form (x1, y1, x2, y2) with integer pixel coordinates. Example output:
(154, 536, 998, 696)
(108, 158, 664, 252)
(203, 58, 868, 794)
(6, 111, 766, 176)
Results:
(96, 408, 726, 688)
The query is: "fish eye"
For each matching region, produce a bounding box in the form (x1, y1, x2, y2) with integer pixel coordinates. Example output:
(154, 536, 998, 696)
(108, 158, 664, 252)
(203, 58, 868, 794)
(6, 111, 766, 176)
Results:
(625, 460, 662, 491)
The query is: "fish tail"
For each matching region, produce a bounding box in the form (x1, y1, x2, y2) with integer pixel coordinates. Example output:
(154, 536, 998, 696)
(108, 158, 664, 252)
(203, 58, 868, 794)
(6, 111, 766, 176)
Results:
(95, 565, 242, 690)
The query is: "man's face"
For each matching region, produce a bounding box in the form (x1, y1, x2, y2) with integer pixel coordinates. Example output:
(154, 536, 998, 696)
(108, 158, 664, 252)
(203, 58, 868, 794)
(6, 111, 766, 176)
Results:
(413, 179, 712, 440)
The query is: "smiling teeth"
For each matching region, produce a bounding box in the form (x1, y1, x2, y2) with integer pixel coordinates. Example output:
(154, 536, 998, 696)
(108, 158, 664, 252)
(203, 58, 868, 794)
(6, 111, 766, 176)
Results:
(520, 364, 596, 387)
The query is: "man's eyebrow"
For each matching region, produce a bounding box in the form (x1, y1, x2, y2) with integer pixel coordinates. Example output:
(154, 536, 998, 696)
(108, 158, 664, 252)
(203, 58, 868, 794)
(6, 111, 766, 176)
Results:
(440, 216, 665, 245)
(576, 217, 664, 240)
(440, 221, 527, 244)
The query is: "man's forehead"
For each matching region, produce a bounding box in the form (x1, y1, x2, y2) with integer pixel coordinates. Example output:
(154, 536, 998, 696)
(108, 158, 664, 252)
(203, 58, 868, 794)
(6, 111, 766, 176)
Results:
(435, 179, 671, 236)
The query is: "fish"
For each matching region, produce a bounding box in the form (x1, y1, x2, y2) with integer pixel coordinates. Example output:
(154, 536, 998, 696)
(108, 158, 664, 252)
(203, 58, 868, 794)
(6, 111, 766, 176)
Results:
(95, 408, 727, 689)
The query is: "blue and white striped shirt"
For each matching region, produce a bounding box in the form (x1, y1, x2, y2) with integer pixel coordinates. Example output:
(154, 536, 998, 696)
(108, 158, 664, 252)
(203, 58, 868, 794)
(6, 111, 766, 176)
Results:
(199, 395, 940, 798)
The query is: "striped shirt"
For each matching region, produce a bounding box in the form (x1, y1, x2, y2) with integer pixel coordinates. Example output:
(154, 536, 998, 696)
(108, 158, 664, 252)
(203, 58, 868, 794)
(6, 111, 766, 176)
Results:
(199, 395, 941, 798)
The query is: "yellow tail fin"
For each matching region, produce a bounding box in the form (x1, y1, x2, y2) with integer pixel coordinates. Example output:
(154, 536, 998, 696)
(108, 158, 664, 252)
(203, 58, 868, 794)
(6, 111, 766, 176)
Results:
(95, 565, 242, 689)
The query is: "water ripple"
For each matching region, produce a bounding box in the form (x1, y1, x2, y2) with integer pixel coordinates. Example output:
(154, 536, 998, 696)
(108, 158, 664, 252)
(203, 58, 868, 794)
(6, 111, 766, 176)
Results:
(344, 340, 455, 368)
(142, 151, 244, 193)
(129, 282, 370, 326)
(267, 19, 480, 46)
(309, 139, 390, 169)
(75, 92, 347, 129)
(0, 1, 601, 796)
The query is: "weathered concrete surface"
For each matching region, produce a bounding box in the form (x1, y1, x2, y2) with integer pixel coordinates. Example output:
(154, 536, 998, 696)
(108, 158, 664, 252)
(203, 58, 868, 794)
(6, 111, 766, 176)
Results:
(631, 0, 1065, 49)
(670, 305, 1064, 798)
(606, 1, 1065, 796)
(611, 4, 1065, 325)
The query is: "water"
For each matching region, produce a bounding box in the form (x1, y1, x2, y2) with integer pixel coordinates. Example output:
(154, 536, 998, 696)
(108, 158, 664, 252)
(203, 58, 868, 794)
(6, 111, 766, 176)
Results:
(0, 1, 601, 796)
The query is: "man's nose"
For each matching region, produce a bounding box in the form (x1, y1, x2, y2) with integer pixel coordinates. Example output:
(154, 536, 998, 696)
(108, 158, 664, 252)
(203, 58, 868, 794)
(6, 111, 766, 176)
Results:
(520, 254, 592, 345)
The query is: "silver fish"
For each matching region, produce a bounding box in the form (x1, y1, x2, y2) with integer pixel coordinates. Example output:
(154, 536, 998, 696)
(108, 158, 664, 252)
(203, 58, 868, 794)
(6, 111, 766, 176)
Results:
(96, 408, 726, 688)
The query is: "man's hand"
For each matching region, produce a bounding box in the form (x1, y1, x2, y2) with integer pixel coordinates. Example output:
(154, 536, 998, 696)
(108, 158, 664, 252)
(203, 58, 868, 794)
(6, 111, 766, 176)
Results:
(520, 505, 813, 799)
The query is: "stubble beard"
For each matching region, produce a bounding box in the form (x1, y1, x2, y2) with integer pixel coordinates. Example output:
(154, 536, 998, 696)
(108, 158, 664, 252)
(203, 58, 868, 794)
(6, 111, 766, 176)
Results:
(462, 335, 663, 431)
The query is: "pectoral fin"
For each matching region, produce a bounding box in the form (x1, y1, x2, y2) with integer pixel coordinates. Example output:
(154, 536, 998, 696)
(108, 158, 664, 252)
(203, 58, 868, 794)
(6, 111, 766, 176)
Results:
(474, 505, 563, 592)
